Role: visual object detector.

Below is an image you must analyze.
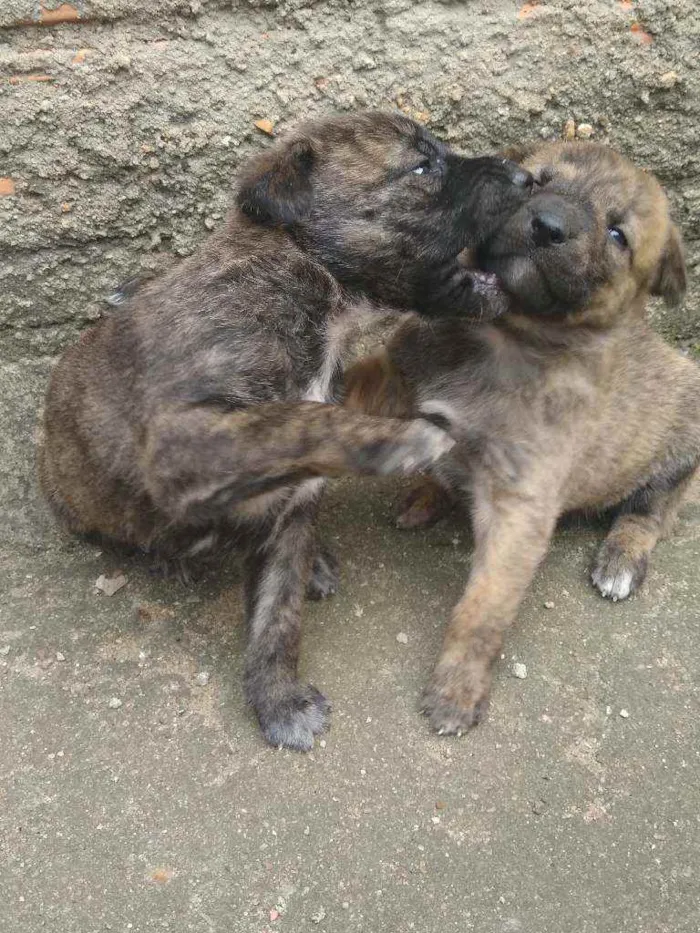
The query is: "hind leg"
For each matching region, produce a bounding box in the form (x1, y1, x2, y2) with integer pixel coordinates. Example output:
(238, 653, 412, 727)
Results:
(306, 544, 340, 600)
(592, 461, 698, 601)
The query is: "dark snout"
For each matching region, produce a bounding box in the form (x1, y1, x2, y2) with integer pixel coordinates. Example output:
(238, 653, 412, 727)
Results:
(486, 191, 595, 253)
(440, 156, 534, 247)
(444, 155, 534, 193)
(527, 193, 593, 247)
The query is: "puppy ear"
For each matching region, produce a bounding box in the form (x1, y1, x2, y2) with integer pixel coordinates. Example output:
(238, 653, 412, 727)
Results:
(237, 138, 315, 227)
(651, 224, 686, 308)
(498, 141, 539, 165)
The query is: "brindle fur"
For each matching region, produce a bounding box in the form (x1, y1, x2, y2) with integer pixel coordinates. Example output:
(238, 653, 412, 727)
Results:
(39, 111, 532, 751)
(344, 141, 698, 735)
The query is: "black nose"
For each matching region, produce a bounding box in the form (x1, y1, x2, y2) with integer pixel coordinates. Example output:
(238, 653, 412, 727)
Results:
(531, 211, 566, 246)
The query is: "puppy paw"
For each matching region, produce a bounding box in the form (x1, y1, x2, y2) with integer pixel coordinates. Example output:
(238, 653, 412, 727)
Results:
(424, 257, 509, 319)
(420, 661, 491, 735)
(307, 546, 340, 600)
(369, 420, 455, 477)
(396, 479, 453, 529)
(147, 553, 198, 585)
(592, 541, 648, 601)
(254, 682, 331, 752)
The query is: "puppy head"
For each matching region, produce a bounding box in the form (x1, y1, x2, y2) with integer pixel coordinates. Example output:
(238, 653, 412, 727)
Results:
(236, 111, 533, 310)
(476, 141, 686, 323)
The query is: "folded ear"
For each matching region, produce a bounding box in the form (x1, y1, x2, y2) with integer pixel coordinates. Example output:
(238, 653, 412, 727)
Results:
(651, 223, 686, 308)
(498, 141, 540, 165)
(237, 138, 315, 227)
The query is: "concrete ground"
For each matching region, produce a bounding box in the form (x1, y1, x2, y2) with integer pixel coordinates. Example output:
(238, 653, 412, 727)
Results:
(1, 476, 699, 933)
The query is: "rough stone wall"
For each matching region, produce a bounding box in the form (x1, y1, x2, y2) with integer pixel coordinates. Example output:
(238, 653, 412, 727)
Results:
(2, 0, 699, 360)
(0, 0, 698, 543)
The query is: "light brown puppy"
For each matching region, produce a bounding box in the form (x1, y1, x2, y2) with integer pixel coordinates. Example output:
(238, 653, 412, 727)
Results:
(345, 141, 697, 735)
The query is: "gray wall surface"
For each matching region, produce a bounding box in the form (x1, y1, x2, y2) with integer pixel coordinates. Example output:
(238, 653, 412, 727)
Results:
(0, 0, 699, 542)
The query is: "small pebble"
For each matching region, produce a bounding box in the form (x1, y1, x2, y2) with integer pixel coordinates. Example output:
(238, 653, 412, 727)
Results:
(95, 572, 128, 597)
(512, 662, 528, 680)
(563, 118, 576, 141)
(431, 815, 441, 825)
(532, 799, 547, 816)
(319, 739, 326, 748)
(619, 709, 630, 719)
(606, 705, 612, 716)
(108, 697, 123, 709)
(254, 118, 275, 136)
(342, 902, 349, 910)
(195, 671, 210, 687)
(396, 632, 409, 645)
(310, 907, 326, 924)
(658, 70, 678, 88)
(0, 645, 10, 656)
(56, 651, 66, 662)
(576, 122, 594, 139)
(543, 600, 555, 610)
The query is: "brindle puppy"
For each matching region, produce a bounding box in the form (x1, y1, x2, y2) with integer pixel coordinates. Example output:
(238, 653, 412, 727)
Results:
(345, 141, 697, 735)
(39, 111, 532, 750)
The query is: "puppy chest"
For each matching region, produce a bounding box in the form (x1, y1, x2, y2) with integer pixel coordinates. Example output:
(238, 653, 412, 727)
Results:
(303, 363, 336, 403)
(301, 332, 345, 403)
(302, 301, 378, 404)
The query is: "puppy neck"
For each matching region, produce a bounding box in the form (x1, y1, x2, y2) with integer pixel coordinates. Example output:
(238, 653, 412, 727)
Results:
(500, 288, 647, 349)
(226, 210, 302, 257)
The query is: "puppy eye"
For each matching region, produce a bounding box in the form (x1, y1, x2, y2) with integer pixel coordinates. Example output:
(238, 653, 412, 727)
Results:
(608, 226, 628, 248)
(411, 159, 432, 176)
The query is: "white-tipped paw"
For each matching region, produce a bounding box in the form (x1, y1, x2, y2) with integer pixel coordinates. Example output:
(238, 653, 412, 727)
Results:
(592, 541, 647, 602)
(383, 420, 455, 476)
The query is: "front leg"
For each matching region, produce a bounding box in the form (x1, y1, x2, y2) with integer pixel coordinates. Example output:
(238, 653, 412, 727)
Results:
(143, 401, 453, 523)
(422, 482, 558, 735)
(244, 494, 329, 751)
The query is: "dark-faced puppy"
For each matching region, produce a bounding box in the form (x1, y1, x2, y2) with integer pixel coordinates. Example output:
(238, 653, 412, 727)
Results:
(39, 111, 532, 751)
(345, 141, 698, 735)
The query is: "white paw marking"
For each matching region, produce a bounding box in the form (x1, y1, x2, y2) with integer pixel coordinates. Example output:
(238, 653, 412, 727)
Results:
(592, 567, 634, 601)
